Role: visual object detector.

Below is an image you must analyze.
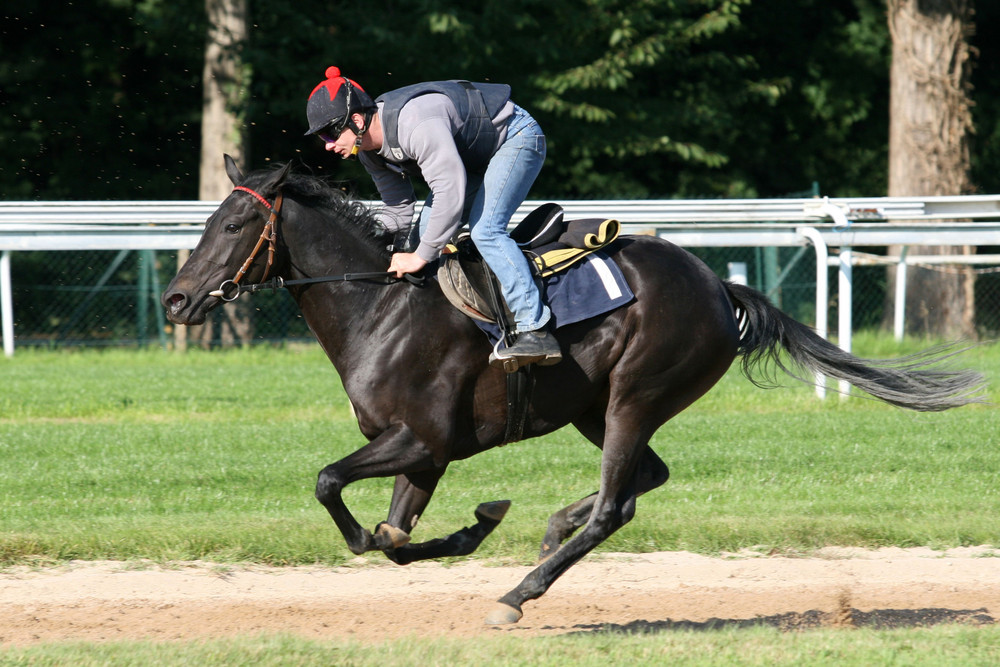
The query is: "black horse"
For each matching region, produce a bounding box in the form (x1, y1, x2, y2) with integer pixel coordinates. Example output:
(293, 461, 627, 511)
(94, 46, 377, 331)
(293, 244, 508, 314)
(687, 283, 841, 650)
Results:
(162, 157, 985, 624)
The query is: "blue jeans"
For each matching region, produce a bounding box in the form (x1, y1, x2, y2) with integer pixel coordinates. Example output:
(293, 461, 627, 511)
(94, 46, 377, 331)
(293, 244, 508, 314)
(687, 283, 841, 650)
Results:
(420, 104, 549, 332)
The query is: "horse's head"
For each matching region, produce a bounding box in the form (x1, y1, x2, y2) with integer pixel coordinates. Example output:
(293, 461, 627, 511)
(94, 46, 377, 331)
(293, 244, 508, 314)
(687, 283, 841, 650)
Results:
(161, 155, 292, 325)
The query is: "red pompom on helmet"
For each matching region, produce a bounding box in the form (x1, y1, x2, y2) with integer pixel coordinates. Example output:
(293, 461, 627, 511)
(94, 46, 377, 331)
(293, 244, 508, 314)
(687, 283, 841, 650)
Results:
(304, 66, 376, 137)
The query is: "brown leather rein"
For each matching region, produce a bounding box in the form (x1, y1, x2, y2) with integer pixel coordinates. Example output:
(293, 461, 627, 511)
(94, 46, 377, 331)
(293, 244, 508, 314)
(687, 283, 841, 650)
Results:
(209, 185, 418, 302)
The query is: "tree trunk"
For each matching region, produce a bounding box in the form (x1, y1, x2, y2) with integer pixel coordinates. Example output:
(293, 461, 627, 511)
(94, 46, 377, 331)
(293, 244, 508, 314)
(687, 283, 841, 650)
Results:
(886, 0, 976, 339)
(200, 0, 248, 199)
(184, 0, 252, 349)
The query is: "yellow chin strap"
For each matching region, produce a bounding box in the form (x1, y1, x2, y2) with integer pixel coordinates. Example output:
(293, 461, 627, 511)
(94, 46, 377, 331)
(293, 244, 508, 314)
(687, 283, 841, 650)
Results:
(346, 117, 366, 159)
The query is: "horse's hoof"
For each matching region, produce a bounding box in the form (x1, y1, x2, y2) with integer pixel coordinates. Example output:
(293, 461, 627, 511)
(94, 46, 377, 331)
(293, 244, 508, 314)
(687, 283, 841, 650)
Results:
(374, 522, 411, 550)
(484, 602, 523, 625)
(475, 500, 512, 523)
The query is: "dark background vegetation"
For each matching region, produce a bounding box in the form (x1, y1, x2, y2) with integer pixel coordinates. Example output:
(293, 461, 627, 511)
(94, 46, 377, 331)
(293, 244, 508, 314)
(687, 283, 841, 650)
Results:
(2, 0, 999, 203)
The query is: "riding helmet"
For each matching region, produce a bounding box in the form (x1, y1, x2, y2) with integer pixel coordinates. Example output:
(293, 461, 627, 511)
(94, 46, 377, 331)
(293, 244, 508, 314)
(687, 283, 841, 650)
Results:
(304, 66, 375, 136)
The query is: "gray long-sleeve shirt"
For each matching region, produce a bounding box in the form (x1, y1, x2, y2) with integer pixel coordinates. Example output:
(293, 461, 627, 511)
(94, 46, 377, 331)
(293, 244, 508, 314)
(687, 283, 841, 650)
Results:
(360, 94, 514, 262)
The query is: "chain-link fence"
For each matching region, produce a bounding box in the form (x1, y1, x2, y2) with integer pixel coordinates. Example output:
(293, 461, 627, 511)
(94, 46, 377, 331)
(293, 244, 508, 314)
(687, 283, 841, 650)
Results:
(7, 245, 1000, 349)
(8, 250, 311, 349)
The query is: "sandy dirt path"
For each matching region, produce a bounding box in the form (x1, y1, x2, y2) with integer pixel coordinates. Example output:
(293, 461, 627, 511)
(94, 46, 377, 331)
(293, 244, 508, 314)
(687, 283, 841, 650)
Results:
(2, 547, 998, 646)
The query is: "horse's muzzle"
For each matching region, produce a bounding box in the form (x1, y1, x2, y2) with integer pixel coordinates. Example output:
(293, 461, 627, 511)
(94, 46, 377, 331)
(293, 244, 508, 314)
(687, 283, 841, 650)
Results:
(161, 288, 212, 325)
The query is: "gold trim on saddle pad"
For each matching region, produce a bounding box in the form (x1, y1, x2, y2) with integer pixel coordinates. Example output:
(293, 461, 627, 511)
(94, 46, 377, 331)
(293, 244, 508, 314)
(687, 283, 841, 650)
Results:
(530, 218, 620, 277)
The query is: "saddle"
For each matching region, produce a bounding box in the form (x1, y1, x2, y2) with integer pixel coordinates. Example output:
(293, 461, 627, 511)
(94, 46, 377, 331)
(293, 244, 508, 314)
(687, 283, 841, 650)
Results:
(438, 203, 622, 328)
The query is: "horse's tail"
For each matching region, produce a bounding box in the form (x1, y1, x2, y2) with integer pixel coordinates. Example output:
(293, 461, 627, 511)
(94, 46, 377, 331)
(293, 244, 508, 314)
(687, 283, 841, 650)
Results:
(724, 281, 987, 412)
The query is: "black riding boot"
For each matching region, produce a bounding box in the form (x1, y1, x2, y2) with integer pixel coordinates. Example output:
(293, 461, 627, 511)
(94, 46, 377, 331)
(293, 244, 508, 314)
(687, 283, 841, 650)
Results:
(489, 329, 562, 372)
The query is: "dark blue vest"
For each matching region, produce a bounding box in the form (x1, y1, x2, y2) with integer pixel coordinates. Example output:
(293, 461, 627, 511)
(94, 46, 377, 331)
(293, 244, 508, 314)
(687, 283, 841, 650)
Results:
(376, 80, 512, 174)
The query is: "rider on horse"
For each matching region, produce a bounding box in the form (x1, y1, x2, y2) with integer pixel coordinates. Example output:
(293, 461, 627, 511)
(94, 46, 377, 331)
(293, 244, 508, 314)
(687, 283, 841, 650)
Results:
(304, 66, 562, 370)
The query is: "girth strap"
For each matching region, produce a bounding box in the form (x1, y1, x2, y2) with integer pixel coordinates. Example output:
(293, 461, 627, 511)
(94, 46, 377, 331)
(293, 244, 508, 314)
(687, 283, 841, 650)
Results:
(503, 366, 533, 445)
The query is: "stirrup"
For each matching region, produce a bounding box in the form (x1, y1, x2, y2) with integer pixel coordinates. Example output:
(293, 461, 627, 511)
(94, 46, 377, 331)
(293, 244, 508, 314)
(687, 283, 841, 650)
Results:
(490, 340, 522, 373)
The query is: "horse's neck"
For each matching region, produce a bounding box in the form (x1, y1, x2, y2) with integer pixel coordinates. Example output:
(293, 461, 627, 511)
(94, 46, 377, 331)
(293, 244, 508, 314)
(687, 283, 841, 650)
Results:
(282, 204, 407, 351)
(284, 202, 387, 277)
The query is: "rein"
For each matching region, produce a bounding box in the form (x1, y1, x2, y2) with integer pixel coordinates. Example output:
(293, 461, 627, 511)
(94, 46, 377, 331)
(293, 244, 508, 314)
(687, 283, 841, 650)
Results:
(209, 185, 421, 302)
(216, 271, 411, 299)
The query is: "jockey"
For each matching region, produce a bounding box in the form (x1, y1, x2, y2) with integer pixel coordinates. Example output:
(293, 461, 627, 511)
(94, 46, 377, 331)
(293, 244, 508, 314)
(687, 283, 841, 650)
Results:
(304, 66, 561, 371)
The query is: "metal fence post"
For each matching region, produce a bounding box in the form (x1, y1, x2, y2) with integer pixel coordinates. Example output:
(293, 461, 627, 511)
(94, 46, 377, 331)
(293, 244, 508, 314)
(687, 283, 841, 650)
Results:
(894, 247, 909, 341)
(1, 250, 12, 358)
(838, 246, 853, 398)
(797, 228, 829, 399)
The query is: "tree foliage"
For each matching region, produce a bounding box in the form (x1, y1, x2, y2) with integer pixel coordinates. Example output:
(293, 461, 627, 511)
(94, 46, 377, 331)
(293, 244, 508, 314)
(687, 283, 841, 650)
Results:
(243, 0, 890, 198)
(2, 0, 1000, 201)
(0, 0, 205, 199)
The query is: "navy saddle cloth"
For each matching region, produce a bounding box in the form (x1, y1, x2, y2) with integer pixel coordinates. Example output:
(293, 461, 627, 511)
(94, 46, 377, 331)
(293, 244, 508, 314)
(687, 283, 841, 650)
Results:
(437, 203, 635, 344)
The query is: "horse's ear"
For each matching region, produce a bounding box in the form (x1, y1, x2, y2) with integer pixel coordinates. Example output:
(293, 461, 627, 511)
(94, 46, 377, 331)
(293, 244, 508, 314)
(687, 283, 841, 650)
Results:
(261, 161, 293, 193)
(275, 161, 293, 185)
(224, 154, 244, 186)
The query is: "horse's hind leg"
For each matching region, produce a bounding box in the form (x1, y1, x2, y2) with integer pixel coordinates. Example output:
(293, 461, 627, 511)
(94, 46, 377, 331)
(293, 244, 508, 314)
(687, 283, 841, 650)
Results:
(487, 415, 653, 625)
(539, 444, 668, 561)
(538, 412, 668, 561)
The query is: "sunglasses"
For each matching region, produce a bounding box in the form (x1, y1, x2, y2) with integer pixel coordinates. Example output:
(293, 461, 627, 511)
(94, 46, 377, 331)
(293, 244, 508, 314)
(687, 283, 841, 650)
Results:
(317, 122, 348, 144)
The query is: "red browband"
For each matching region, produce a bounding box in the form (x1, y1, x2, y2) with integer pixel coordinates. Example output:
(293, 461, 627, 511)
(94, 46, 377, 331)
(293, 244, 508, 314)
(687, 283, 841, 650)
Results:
(233, 185, 273, 210)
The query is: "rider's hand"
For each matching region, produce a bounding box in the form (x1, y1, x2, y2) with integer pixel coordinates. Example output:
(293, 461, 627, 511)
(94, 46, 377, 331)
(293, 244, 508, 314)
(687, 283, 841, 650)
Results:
(388, 252, 428, 278)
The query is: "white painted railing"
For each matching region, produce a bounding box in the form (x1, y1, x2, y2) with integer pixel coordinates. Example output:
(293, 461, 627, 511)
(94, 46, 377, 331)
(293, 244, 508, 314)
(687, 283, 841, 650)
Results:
(3, 196, 1000, 369)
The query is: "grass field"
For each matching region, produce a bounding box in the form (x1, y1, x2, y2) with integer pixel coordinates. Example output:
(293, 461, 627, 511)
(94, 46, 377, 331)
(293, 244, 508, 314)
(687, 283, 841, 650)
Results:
(1, 335, 998, 663)
(4, 625, 1000, 666)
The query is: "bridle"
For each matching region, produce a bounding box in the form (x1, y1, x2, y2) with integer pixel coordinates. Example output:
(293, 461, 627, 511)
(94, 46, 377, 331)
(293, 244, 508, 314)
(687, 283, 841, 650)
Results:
(209, 185, 422, 302)
(210, 185, 284, 301)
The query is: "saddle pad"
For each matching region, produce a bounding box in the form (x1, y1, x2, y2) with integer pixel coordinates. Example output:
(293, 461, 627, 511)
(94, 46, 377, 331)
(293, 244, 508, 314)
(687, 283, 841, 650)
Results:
(471, 250, 635, 344)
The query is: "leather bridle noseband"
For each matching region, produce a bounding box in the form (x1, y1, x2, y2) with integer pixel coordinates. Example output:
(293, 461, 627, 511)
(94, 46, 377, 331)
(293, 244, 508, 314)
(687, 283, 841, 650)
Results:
(209, 185, 421, 302)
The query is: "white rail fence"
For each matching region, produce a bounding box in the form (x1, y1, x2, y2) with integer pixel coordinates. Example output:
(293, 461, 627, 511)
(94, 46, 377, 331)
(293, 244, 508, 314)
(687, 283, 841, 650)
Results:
(4, 195, 1000, 396)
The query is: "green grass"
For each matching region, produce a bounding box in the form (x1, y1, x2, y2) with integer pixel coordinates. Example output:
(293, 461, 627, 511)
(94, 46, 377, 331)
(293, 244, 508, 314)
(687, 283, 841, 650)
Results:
(3, 624, 1000, 666)
(1, 339, 997, 566)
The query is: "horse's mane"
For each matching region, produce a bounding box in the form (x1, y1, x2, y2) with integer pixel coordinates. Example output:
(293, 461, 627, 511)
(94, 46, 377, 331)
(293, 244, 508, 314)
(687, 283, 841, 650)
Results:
(254, 164, 392, 257)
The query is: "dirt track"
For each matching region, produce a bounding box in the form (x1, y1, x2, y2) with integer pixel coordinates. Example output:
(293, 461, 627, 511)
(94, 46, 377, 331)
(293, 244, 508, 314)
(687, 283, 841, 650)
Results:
(2, 547, 998, 646)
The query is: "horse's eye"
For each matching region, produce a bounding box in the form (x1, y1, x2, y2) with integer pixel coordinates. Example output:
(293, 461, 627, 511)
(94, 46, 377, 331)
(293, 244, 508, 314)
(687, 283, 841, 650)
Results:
(225, 223, 241, 234)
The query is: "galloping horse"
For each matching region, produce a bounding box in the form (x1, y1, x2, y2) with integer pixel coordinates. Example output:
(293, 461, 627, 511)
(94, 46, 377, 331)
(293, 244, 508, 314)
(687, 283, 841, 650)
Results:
(162, 156, 985, 624)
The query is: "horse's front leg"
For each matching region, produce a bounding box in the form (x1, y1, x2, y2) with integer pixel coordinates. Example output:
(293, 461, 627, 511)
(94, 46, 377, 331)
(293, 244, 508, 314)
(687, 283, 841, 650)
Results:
(376, 468, 511, 565)
(314, 424, 437, 555)
(388, 496, 512, 565)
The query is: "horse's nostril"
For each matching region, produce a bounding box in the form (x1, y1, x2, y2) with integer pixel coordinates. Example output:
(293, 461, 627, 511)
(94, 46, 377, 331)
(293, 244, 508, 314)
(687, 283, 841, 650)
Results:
(167, 293, 186, 309)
